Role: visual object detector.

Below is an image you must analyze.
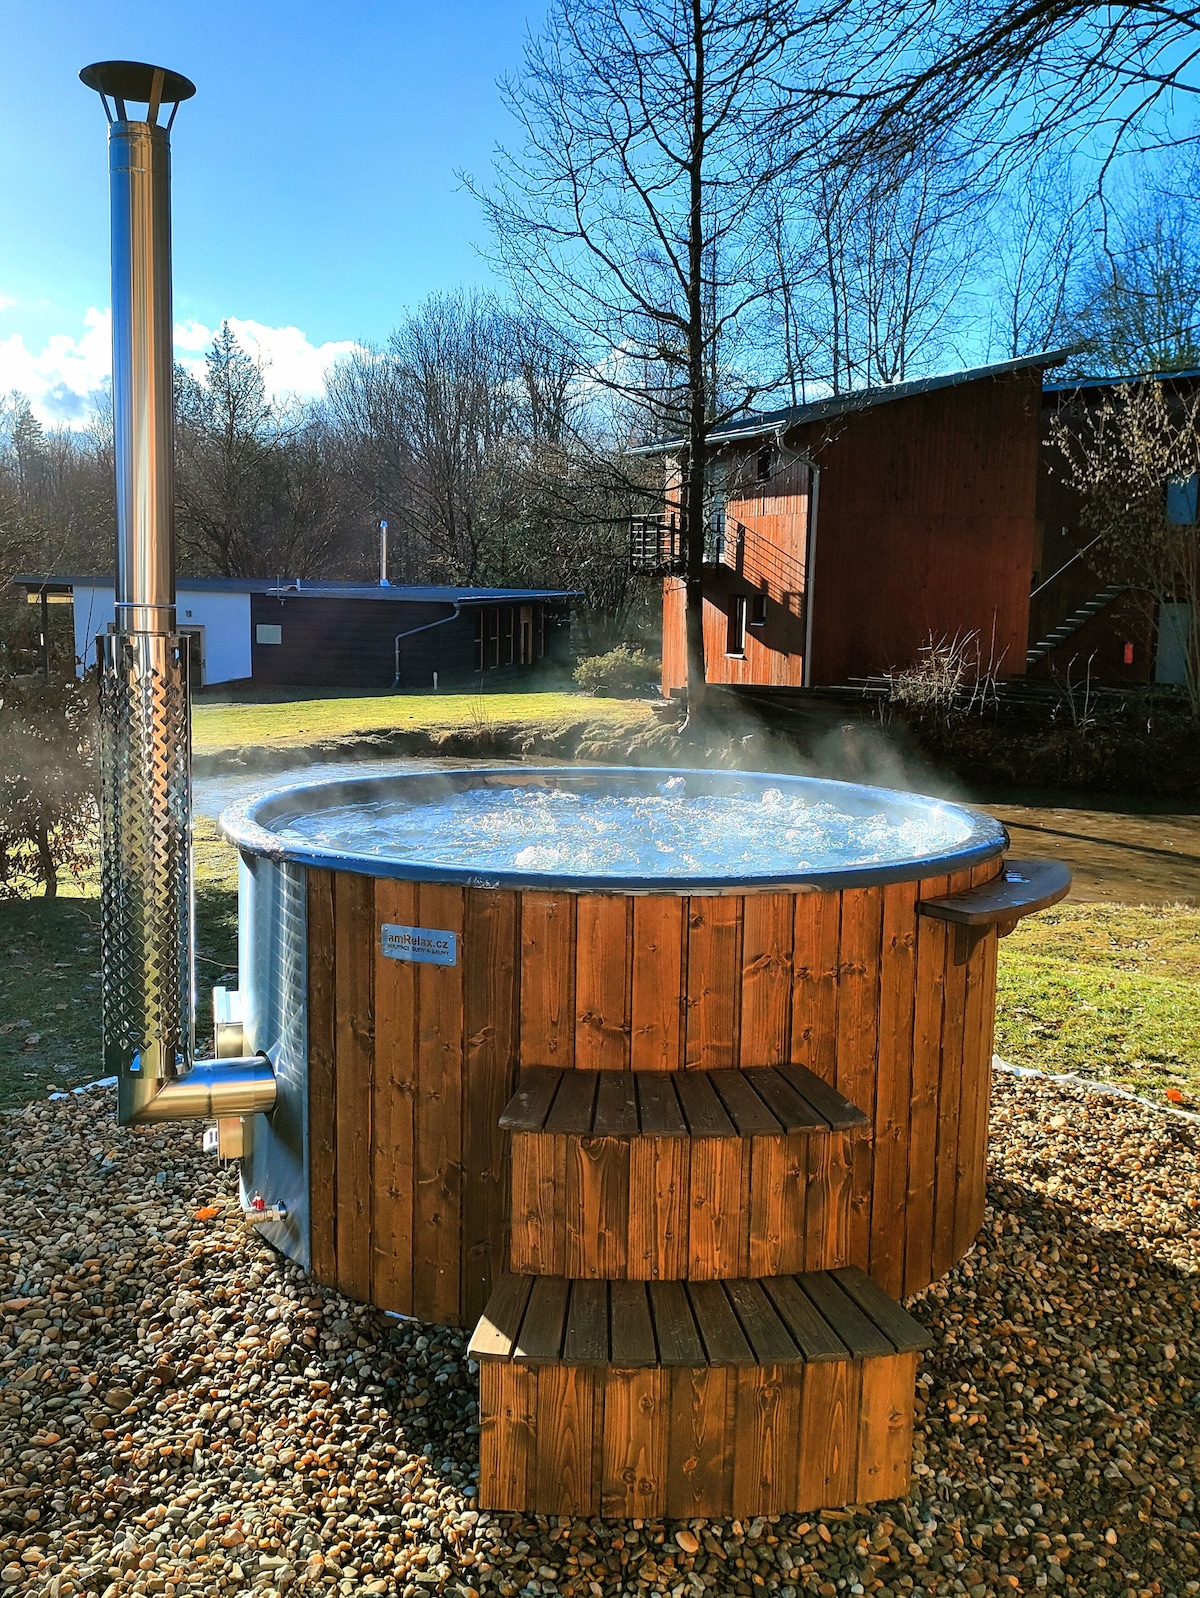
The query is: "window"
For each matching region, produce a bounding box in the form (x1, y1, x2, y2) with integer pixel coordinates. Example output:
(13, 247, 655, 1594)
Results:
(1166, 474, 1198, 525)
(726, 594, 747, 656)
(750, 594, 767, 628)
(503, 607, 515, 665)
(474, 610, 485, 672)
(255, 623, 281, 645)
(519, 605, 534, 665)
(756, 444, 774, 483)
(487, 607, 500, 668)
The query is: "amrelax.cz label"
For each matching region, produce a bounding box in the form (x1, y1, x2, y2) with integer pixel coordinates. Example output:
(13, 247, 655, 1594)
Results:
(380, 923, 457, 966)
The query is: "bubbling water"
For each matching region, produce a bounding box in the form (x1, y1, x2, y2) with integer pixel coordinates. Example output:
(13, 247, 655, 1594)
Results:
(278, 777, 976, 880)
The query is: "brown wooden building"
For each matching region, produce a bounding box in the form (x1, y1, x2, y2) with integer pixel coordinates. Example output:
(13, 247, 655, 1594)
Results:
(1029, 370, 1199, 686)
(645, 353, 1065, 694)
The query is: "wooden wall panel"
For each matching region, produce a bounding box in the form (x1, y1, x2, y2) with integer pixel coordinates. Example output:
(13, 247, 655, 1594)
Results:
(462, 889, 520, 1326)
(601, 1370, 668, 1518)
(413, 884, 466, 1324)
(870, 881, 918, 1299)
(575, 896, 632, 1070)
(333, 871, 374, 1302)
(665, 1366, 733, 1518)
(807, 372, 1042, 685)
(372, 878, 417, 1314)
(835, 888, 883, 1265)
(904, 874, 949, 1295)
(792, 891, 840, 1082)
(479, 1362, 537, 1512)
(931, 868, 973, 1281)
(630, 897, 685, 1071)
(951, 858, 1004, 1265)
(520, 893, 576, 1064)
(685, 898, 743, 1069)
(739, 894, 794, 1067)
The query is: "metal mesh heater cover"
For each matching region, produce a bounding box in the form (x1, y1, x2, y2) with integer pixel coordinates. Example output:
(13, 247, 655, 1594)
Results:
(97, 630, 194, 1118)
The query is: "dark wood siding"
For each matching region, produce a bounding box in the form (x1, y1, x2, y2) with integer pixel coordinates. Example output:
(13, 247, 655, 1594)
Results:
(806, 371, 1041, 686)
(248, 596, 568, 690)
(249, 594, 475, 689)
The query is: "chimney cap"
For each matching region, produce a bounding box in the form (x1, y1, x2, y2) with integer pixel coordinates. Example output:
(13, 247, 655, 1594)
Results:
(80, 60, 196, 115)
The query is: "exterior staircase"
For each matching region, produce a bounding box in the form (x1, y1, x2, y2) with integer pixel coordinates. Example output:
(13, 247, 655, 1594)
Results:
(1026, 584, 1125, 668)
(472, 1063, 931, 1517)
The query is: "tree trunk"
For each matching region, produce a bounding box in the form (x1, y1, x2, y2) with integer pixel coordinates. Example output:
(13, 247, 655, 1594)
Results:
(35, 823, 57, 899)
(682, 0, 708, 723)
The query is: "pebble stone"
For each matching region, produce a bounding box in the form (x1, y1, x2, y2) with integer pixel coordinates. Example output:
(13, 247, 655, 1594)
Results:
(0, 1072, 1196, 1598)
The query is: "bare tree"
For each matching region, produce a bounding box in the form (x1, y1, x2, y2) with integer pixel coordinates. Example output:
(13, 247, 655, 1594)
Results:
(0, 394, 114, 588)
(472, 0, 809, 715)
(989, 155, 1084, 359)
(326, 293, 529, 583)
(1071, 160, 1200, 375)
(834, 0, 1200, 188)
(759, 129, 986, 403)
(1051, 378, 1200, 716)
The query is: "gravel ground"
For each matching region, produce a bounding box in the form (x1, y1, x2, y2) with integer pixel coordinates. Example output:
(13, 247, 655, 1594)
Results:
(1, 1073, 1197, 1598)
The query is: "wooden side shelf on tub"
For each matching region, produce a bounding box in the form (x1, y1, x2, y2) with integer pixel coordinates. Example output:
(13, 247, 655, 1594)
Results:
(919, 857, 1070, 960)
(471, 1266, 932, 1518)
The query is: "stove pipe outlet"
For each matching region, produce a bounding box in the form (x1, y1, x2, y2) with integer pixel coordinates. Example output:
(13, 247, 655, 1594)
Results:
(82, 61, 276, 1127)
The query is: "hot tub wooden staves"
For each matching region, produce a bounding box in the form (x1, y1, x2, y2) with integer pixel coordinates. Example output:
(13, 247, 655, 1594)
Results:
(302, 855, 1068, 1516)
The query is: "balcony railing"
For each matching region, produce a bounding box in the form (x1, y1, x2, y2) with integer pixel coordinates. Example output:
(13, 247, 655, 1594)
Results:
(630, 513, 807, 606)
(630, 514, 684, 573)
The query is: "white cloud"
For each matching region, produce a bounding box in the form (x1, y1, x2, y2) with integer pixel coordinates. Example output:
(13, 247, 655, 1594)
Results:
(174, 317, 361, 405)
(0, 308, 360, 427)
(0, 307, 113, 425)
(0, 293, 15, 312)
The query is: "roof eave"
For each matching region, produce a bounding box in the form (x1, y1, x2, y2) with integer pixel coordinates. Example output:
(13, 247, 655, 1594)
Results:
(631, 348, 1074, 457)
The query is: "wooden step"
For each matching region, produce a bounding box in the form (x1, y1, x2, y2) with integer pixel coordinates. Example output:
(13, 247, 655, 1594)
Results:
(504, 1066, 866, 1281)
(471, 1268, 932, 1518)
(500, 1064, 869, 1135)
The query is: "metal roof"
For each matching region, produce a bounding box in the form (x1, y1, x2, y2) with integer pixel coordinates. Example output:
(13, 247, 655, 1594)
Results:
(634, 349, 1072, 455)
(12, 575, 581, 603)
(1043, 367, 1200, 394)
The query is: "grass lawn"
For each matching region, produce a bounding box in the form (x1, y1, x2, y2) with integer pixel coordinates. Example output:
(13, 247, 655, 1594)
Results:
(192, 687, 658, 755)
(3, 813, 1197, 1113)
(0, 819, 238, 1110)
(995, 900, 1200, 1107)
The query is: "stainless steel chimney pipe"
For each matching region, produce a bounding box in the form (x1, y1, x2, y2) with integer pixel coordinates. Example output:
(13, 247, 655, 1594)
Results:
(82, 61, 276, 1127)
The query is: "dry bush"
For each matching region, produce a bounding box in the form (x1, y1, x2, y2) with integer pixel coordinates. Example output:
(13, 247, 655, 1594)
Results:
(885, 630, 1004, 724)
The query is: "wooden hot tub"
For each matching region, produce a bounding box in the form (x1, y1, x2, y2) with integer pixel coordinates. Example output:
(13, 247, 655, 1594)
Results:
(223, 767, 1067, 1518)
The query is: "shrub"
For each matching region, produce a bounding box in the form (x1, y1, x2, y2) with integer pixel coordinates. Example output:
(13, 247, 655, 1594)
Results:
(0, 676, 97, 898)
(572, 644, 658, 697)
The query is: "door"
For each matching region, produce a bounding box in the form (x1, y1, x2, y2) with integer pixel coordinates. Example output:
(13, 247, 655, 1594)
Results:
(179, 626, 206, 686)
(1156, 603, 1193, 685)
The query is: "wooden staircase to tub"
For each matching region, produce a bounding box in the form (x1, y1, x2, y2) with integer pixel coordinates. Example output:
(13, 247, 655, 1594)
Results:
(472, 1062, 930, 1517)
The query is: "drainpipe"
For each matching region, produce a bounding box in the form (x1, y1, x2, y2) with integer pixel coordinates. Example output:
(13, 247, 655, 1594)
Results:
(801, 462, 820, 689)
(82, 60, 276, 1128)
(392, 602, 462, 688)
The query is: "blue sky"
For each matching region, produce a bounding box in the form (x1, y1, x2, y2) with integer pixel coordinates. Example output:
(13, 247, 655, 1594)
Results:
(0, 0, 541, 421)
